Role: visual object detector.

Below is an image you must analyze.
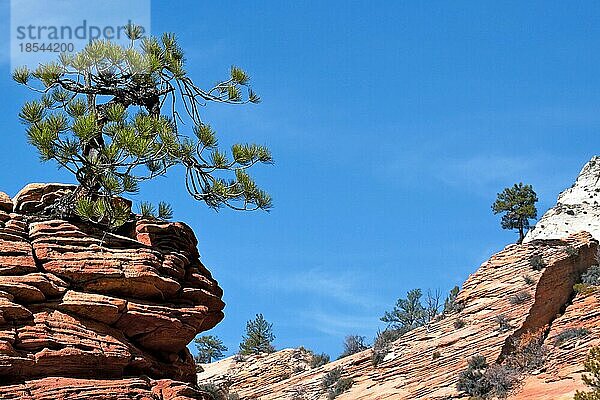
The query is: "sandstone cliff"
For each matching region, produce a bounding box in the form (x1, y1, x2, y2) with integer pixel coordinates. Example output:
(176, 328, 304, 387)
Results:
(0, 183, 225, 399)
(198, 157, 600, 400)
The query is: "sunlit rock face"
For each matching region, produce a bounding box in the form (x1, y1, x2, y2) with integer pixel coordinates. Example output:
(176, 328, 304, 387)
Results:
(525, 156, 600, 243)
(0, 183, 224, 400)
(198, 233, 598, 399)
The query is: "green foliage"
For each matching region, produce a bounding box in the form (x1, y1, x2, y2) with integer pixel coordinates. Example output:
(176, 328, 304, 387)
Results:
(194, 335, 228, 364)
(443, 285, 461, 315)
(575, 347, 600, 400)
(239, 313, 276, 355)
(457, 356, 492, 397)
(454, 318, 466, 329)
(492, 183, 538, 243)
(566, 245, 580, 258)
(380, 289, 427, 333)
(138, 201, 173, 221)
(574, 283, 595, 295)
(14, 25, 272, 229)
(496, 314, 512, 332)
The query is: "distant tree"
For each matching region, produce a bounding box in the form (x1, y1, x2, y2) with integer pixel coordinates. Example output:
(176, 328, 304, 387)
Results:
(239, 313, 275, 355)
(194, 335, 228, 364)
(381, 288, 445, 333)
(575, 347, 600, 400)
(443, 286, 461, 315)
(492, 183, 538, 244)
(14, 24, 271, 228)
(338, 335, 369, 359)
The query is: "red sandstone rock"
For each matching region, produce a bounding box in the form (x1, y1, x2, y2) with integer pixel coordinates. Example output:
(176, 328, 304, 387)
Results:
(0, 184, 225, 399)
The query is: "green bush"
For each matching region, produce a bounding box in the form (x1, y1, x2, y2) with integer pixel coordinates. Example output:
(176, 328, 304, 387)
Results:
(574, 283, 595, 295)
(574, 347, 600, 400)
(454, 318, 466, 329)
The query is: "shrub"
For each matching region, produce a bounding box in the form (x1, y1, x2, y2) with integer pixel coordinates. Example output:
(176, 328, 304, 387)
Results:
(566, 245, 580, 258)
(310, 352, 330, 368)
(432, 351, 441, 360)
(454, 318, 466, 329)
(505, 329, 547, 372)
(582, 265, 600, 286)
(457, 356, 519, 399)
(327, 377, 354, 399)
(523, 275, 535, 285)
(322, 366, 354, 399)
(227, 395, 240, 400)
(509, 290, 532, 305)
(289, 386, 308, 400)
(529, 255, 545, 271)
(456, 356, 492, 397)
(233, 354, 245, 363)
(338, 335, 369, 359)
(322, 367, 344, 389)
(484, 364, 520, 398)
(574, 346, 600, 400)
(495, 315, 512, 332)
(443, 286, 461, 315)
(198, 384, 227, 400)
(554, 327, 590, 346)
(574, 283, 595, 295)
(371, 329, 402, 366)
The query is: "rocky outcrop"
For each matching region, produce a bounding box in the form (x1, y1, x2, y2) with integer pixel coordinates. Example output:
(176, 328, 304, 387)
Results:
(525, 156, 600, 242)
(0, 183, 225, 399)
(198, 233, 598, 399)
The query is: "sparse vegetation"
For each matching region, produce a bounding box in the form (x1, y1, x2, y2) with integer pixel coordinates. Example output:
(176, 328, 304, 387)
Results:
(504, 329, 547, 372)
(555, 327, 590, 346)
(495, 315, 512, 333)
(198, 384, 239, 400)
(574, 283, 595, 295)
(371, 329, 402, 367)
(523, 275, 535, 285)
(529, 255, 546, 271)
(322, 367, 353, 400)
(239, 313, 276, 355)
(338, 335, 369, 359)
(432, 350, 441, 360)
(310, 352, 331, 368)
(492, 183, 538, 244)
(443, 285, 461, 315)
(509, 290, 532, 305)
(454, 318, 466, 329)
(574, 346, 600, 400)
(566, 245, 580, 258)
(582, 265, 600, 286)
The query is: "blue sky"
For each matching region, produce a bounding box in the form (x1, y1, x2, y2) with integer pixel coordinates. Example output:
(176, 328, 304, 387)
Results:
(1, 1, 600, 358)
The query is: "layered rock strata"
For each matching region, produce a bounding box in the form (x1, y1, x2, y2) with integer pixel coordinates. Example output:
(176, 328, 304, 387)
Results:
(0, 183, 225, 399)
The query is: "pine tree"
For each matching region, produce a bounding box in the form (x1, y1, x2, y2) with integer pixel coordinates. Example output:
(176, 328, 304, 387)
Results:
(14, 24, 272, 228)
(443, 285, 461, 315)
(194, 335, 228, 364)
(575, 347, 600, 400)
(380, 289, 427, 333)
(239, 313, 275, 355)
(492, 183, 538, 244)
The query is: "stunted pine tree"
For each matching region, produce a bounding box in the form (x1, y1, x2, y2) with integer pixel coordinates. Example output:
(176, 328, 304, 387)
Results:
(239, 313, 275, 355)
(381, 289, 429, 334)
(14, 24, 272, 228)
(492, 183, 538, 244)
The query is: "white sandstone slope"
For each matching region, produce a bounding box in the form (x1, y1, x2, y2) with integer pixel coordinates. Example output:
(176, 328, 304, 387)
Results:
(525, 156, 600, 242)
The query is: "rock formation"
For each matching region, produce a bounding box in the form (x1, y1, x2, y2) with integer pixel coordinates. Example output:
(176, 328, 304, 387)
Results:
(198, 157, 600, 399)
(0, 183, 225, 399)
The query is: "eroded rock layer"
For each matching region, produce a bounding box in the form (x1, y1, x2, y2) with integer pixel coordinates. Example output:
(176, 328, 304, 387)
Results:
(198, 233, 598, 399)
(0, 183, 224, 399)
